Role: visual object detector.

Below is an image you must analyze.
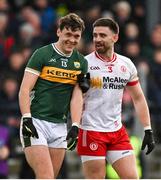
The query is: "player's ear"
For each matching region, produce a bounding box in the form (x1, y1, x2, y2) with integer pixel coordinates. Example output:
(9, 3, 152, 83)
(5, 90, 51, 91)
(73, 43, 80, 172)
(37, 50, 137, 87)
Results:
(57, 28, 61, 37)
(113, 34, 119, 43)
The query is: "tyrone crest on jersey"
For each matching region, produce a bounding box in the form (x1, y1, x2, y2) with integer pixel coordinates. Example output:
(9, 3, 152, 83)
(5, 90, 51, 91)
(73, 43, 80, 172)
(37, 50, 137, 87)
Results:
(120, 65, 127, 73)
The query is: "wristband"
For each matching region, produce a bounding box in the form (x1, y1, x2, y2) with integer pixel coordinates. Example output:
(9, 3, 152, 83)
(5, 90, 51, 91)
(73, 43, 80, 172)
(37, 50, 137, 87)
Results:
(23, 113, 32, 118)
(144, 126, 151, 130)
(72, 122, 79, 128)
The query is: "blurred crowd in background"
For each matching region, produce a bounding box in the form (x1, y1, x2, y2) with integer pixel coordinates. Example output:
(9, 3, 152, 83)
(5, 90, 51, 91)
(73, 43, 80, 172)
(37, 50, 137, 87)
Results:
(0, 0, 161, 178)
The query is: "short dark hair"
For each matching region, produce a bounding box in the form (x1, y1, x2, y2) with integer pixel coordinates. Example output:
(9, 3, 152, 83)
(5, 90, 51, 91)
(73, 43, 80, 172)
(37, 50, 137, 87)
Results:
(93, 18, 119, 34)
(59, 13, 85, 32)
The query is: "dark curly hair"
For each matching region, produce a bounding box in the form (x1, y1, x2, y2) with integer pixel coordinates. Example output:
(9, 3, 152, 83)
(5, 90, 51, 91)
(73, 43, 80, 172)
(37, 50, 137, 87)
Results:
(59, 13, 85, 32)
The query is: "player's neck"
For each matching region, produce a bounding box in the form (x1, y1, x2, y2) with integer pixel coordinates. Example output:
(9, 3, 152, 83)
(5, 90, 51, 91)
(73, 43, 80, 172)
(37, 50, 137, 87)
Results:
(96, 49, 114, 62)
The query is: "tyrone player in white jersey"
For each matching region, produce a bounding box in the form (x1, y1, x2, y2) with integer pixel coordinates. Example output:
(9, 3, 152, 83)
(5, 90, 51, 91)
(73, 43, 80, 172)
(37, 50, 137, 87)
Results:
(77, 18, 155, 179)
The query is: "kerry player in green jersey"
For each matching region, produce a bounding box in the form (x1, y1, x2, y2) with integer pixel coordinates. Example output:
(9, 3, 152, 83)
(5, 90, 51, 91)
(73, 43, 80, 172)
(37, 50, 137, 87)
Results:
(19, 13, 89, 178)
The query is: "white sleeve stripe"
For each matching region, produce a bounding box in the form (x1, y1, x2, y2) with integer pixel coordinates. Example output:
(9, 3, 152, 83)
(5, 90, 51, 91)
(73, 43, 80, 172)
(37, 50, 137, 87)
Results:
(25, 67, 40, 76)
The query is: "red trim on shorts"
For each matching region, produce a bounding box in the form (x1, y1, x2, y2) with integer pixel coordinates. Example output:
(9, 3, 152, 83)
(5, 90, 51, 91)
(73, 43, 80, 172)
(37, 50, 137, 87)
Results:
(127, 80, 139, 86)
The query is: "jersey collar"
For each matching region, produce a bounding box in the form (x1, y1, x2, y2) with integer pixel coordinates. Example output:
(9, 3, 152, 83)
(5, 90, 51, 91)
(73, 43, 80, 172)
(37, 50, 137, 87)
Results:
(95, 51, 117, 63)
(52, 43, 72, 57)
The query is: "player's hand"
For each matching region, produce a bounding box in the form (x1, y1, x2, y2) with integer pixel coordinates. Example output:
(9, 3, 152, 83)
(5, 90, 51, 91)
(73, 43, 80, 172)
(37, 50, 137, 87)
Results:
(141, 129, 155, 155)
(77, 73, 90, 93)
(66, 125, 79, 151)
(22, 117, 39, 138)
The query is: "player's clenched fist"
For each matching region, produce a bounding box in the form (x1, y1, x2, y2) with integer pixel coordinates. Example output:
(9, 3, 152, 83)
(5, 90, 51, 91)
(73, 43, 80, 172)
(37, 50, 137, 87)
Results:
(22, 116, 39, 138)
(77, 73, 90, 93)
(141, 129, 155, 155)
(66, 124, 79, 151)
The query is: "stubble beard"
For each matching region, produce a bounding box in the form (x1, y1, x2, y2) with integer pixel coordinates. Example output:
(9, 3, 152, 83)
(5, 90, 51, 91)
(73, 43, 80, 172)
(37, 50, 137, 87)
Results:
(96, 45, 111, 55)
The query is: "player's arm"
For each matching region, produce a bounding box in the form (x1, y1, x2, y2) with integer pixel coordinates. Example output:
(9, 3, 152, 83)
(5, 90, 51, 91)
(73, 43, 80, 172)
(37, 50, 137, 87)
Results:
(70, 84, 83, 126)
(19, 71, 38, 115)
(19, 71, 39, 138)
(66, 84, 83, 150)
(126, 82, 150, 128)
(126, 82, 155, 154)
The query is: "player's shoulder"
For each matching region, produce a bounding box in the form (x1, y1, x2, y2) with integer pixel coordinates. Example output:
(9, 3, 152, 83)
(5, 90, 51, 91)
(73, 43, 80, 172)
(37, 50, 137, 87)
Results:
(32, 44, 53, 60)
(85, 51, 95, 61)
(116, 53, 131, 62)
(37, 43, 53, 53)
(73, 49, 87, 62)
(116, 53, 135, 66)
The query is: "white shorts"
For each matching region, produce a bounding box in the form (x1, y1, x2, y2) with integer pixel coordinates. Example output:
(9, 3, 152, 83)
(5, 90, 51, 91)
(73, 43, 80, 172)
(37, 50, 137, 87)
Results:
(81, 150, 134, 165)
(20, 117, 67, 149)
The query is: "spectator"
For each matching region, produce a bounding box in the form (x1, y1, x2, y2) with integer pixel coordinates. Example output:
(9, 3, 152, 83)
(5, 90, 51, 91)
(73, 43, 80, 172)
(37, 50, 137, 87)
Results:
(0, 124, 10, 179)
(123, 40, 146, 67)
(1, 51, 26, 85)
(33, 0, 57, 34)
(124, 22, 140, 44)
(0, 13, 15, 63)
(147, 48, 161, 144)
(17, 7, 44, 50)
(0, 77, 20, 121)
(142, 23, 161, 61)
(113, 1, 132, 47)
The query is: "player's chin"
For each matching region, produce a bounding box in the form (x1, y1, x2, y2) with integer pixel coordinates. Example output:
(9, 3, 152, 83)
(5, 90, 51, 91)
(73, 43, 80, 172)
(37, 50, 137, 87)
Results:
(65, 46, 75, 53)
(95, 47, 104, 53)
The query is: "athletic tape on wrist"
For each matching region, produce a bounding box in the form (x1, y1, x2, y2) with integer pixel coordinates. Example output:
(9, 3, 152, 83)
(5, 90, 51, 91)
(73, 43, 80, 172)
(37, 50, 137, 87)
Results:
(72, 122, 79, 128)
(144, 126, 151, 130)
(23, 113, 31, 118)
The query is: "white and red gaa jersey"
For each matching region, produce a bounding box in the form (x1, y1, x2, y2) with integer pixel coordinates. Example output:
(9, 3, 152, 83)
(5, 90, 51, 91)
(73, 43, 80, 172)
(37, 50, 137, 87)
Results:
(81, 51, 139, 132)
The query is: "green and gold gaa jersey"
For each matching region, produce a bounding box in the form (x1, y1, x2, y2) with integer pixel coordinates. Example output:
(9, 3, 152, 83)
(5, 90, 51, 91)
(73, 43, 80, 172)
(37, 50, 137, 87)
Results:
(25, 43, 87, 123)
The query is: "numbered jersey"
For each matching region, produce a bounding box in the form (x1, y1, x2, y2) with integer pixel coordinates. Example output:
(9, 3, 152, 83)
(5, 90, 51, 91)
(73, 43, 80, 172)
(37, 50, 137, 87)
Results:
(26, 43, 87, 123)
(81, 51, 138, 132)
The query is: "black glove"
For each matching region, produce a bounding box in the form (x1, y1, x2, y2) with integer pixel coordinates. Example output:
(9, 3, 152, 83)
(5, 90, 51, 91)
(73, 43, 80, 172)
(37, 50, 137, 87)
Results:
(77, 73, 90, 93)
(22, 117, 39, 138)
(66, 125, 79, 151)
(141, 129, 155, 155)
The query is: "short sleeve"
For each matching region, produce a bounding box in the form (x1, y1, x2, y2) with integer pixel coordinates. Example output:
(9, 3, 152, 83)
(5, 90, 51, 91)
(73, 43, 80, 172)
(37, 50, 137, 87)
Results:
(127, 60, 139, 86)
(81, 58, 88, 74)
(25, 49, 44, 75)
(129, 62, 138, 82)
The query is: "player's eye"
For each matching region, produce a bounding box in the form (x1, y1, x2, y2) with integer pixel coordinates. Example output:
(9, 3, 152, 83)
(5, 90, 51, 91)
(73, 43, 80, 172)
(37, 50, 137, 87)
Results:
(66, 33, 72, 37)
(100, 34, 106, 38)
(93, 33, 97, 38)
(74, 35, 80, 39)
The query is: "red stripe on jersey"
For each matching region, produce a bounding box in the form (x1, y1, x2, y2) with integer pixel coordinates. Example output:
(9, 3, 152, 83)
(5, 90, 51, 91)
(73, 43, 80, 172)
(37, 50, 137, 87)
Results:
(127, 80, 139, 86)
(95, 51, 117, 63)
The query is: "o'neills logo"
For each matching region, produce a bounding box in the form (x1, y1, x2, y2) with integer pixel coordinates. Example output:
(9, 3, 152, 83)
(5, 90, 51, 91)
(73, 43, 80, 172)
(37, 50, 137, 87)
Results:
(89, 142, 98, 151)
